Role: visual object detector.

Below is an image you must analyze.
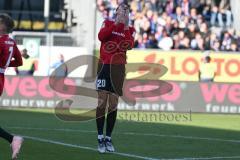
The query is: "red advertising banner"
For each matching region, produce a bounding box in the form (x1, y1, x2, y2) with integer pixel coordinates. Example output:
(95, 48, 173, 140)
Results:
(0, 76, 239, 114)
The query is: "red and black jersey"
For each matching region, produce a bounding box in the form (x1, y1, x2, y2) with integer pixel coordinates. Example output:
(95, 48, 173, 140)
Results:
(98, 19, 135, 64)
(0, 35, 22, 74)
(0, 34, 22, 95)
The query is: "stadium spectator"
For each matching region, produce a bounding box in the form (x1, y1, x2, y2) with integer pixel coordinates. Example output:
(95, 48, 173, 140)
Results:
(172, 33, 180, 49)
(186, 22, 197, 40)
(16, 49, 36, 76)
(134, 34, 146, 48)
(230, 42, 238, 52)
(210, 0, 232, 27)
(158, 29, 173, 50)
(189, 8, 198, 23)
(172, 6, 185, 22)
(191, 32, 204, 50)
(146, 33, 159, 48)
(178, 0, 191, 16)
(97, 0, 239, 51)
(221, 31, 232, 51)
(199, 55, 216, 82)
(49, 54, 68, 77)
(212, 39, 221, 51)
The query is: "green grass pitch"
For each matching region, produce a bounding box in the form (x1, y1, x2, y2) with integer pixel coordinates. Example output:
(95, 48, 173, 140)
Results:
(0, 108, 240, 160)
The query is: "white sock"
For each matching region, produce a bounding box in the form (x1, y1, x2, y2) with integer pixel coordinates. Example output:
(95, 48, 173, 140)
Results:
(105, 136, 111, 141)
(98, 135, 104, 140)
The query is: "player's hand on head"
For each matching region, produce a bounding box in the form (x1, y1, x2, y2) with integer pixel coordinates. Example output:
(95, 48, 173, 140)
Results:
(115, 14, 124, 24)
(115, 14, 128, 26)
(115, 3, 129, 26)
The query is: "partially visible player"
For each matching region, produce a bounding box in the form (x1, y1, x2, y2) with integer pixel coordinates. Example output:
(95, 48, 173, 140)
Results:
(96, 3, 135, 153)
(0, 13, 24, 160)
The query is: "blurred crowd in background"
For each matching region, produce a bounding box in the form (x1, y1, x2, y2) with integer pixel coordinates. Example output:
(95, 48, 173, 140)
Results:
(97, 0, 240, 51)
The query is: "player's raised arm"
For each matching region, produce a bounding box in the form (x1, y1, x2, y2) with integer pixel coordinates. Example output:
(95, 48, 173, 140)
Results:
(98, 20, 115, 42)
(9, 44, 23, 67)
(98, 13, 126, 42)
(127, 27, 136, 50)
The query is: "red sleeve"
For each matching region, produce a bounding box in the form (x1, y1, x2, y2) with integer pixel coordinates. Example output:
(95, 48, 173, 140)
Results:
(9, 44, 23, 67)
(98, 20, 115, 42)
(0, 42, 3, 57)
(98, 20, 125, 42)
(126, 27, 136, 50)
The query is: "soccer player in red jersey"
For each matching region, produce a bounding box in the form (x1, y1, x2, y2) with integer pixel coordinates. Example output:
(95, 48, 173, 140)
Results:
(96, 3, 135, 153)
(0, 14, 23, 159)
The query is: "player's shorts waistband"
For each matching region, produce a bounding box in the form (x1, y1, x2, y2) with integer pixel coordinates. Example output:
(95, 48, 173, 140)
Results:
(0, 68, 6, 74)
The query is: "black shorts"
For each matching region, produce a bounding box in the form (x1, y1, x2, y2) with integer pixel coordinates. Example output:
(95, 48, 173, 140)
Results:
(96, 63, 125, 96)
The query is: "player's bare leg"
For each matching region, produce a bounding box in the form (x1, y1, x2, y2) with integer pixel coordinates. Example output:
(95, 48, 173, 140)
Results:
(105, 93, 118, 152)
(96, 90, 108, 153)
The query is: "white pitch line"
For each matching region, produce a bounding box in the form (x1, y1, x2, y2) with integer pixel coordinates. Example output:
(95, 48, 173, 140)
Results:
(173, 156, 240, 160)
(122, 132, 240, 144)
(23, 135, 160, 160)
(8, 126, 240, 144)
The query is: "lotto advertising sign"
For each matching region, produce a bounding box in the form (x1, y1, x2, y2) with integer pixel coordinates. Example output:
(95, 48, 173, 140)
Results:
(127, 50, 240, 83)
(0, 76, 239, 114)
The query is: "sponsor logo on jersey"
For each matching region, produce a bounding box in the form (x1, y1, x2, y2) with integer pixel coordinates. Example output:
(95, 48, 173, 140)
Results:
(5, 41, 14, 45)
(112, 31, 125, 37)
